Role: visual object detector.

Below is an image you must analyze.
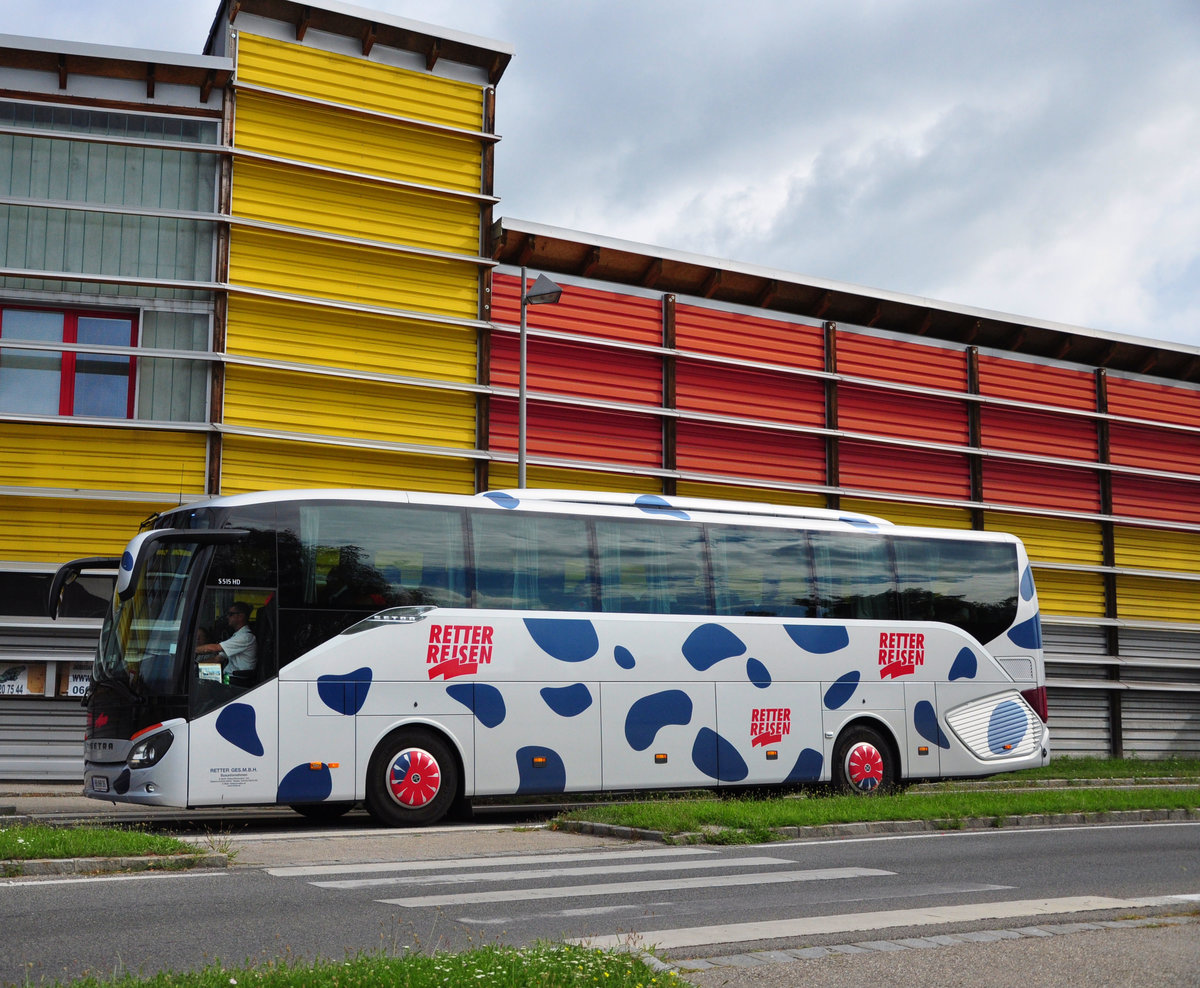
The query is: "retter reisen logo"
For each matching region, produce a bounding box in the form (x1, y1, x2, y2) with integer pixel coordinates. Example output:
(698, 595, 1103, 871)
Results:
(879, 631, 924, 679)
(427, 624, 494, 680)
(750, 707, 791, 747)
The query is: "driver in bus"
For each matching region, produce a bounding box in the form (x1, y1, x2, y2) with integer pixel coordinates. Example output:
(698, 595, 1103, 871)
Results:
(195, 601, 258, 684)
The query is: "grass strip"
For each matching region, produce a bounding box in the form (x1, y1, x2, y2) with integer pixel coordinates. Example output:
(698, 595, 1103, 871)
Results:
(555, 786, 1199, 842)
(0, 824, 192, 861)
(53, 944, 686, 987)
(1001, 755, 1200, 781)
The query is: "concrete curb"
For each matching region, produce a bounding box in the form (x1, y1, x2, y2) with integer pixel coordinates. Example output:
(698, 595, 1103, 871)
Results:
(2, 852, 228, 877)
(556, 806, 1199, 844)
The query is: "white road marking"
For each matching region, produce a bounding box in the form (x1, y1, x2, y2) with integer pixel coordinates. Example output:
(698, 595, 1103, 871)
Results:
(267, 846, 715, 878)
(315, 855, 790, 889)
(378, 866, 893, 908)
(772, 819, 1200, 849)
(573, 893, 1200, 950)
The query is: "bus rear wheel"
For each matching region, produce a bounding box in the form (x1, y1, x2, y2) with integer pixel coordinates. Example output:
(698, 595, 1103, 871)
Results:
(833, 725, 896, 794)
(365, 730, 458, 827)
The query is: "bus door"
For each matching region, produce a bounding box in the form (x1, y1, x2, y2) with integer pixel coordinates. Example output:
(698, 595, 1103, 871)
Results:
(716, 682, 824, 787)
(187, 530, 282, 806)
(904, 681, 941, 780)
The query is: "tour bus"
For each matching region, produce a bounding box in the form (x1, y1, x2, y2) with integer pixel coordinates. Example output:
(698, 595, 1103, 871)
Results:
(50, 489, 1050, 826)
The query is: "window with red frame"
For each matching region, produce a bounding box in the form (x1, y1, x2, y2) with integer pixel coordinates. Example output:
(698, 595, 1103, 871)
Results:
(0, 307, 137, 418)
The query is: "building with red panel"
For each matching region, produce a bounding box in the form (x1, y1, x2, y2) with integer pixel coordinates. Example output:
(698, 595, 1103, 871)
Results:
(491, 220, 1200, 759)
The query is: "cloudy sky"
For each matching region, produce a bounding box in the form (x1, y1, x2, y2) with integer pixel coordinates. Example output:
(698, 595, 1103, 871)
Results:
(4, 1, 1199, 348)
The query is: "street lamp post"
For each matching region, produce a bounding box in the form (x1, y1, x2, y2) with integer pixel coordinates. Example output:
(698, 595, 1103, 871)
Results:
(517, 267, 563, 488)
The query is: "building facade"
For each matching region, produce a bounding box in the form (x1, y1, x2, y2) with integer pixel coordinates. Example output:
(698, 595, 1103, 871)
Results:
(0, 0, 1196, 778)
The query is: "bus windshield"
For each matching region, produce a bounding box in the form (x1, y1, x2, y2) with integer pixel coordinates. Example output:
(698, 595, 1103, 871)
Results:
(95, 540, 202, 696)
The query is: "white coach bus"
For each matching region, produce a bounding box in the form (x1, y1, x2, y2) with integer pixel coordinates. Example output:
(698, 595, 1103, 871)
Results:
(51, 489, 1050, 825)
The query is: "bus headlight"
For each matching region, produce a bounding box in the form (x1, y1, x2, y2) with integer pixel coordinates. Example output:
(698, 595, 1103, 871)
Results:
(128, 730, 173, 769)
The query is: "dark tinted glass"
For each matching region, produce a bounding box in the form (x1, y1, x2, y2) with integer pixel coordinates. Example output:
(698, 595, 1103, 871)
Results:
(709, 524, 813, 616)
(471, 511, 595, 610)
(811, 531, 897, 620)
(595, 518, 710, 614)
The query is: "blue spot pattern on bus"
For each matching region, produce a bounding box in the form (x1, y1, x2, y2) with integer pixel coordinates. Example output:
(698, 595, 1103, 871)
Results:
(682, 624, 746, 671)
(988, 701, 1029, 754)
(785, 625, 850, 654)
(516, 745, 567, 793)
(277, 762, 333, 803)
(541, 682, 593, 717)
(746, 657, 772, 688)
(446, 683, 507, 728)
(839, 516, 878, 529)
(482, 491, 520, 509)
(634, 494, 690, 520)
(614, 645, 636, 669)
(949, 647, 977, 681)
(1007, 614, 1043, 650)
(691, 727, 749, 782)
(784, 747, 824, 783)
(524, 618, 600, 662)
(823, 671, 860, 709)
(625, 690, 693, 750)
(120, 550, 134, 572)
(913, 700, 951, 749)
(1020, 565, 1035, 601)
(317, 667, 372, 715)
(216, 702, 264, 756)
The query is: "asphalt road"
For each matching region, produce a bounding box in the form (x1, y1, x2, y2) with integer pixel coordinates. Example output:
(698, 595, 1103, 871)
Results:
(1, 809, 1198, 987)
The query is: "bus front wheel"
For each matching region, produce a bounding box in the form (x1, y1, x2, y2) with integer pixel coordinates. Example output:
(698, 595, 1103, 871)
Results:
(832, 725, 896, 794)
(365, 730, 458, 827)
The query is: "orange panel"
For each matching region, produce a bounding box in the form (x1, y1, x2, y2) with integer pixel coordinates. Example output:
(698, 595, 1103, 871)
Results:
(1111, 474, 1200, 524)
(492, 274, 663, 346)
(1106, 376, 1200, 428)
(676, 422, 825, 484)
(977, 355, 1096, 410)
(675, 304, 824, 370)
(982, 460, 1100, 513)
(839, 442, 970, 500)
(489, 397, 662, 468)
(839, 385, 968, 444)
(981, 407, 1098, 460)
(491, 334, 662, 406)
(1109, 422, 1200, 477)
(836, 332, 967, 391)
(675, 361, 824, 427)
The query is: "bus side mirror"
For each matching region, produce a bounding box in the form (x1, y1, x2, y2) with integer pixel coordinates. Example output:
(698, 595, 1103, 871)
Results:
(47, 557, 120, 620)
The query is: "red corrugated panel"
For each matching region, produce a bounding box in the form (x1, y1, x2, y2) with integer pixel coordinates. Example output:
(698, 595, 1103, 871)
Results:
(675, 360, 824, 427)
(675, 303, 823, 370)
(1111, 474, 1200, 524)
(838, 441, 970, 500)
(1106, 376, 1200, 428)
(1109, 422, 1200, 477)
(981, 407, 1098, 460)
(836, 332, 967, 391)
(977, 355, 1096, 410)
(982, 460, 1100, 513)
(492, 273, 663, 346)
(491, 335, 663, 406)
(676, 422, 825, 484)
(839, 385, 968, 444)
(489, 397, 662, 467)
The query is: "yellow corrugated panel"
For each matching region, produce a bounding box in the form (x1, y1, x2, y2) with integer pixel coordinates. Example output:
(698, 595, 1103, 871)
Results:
(1117, 574, 1200, 624)
(0, 424, 206, 495)
(223, 366, 476, 449)
(841, 499, 973, 530)
(232, 159, 480, 255)
(986, 512, 1104, 565)
(677, 482, 826, 510)
(489, 465, 661, 494)
(228, 227, 478, 319)
(1032, 569, 1107, 617)
(234, 91, 481, 193)
(220, 436, 476, 495)
(236, 33, 485, 132)
(225, 296, 476, 383)
(0, 496, 163, 562)
(1113, 525, 1200, 574)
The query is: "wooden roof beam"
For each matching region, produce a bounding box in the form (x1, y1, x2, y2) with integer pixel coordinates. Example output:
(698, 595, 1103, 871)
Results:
(146, 63, 156, 99)
(362, 23, 378, 56)
(699, 268, 723, 298)
(426, 40, 441, 72)
(200, 69, 217, 103)
(641, 257, 663, 289)
(296, 6, 312, 41)
(57, 54, 67, 89)
(581, 246, 603, 278)
(755, 279, 779, 309)
(515, 235, 537, 268)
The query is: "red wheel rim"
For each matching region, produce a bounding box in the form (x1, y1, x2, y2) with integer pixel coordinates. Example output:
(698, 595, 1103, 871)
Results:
(845, 741, 884, 792)
(387, 747, 441, 808)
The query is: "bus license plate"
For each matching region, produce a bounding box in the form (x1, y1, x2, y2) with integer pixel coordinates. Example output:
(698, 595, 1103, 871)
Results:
(90, 776, 109, 793)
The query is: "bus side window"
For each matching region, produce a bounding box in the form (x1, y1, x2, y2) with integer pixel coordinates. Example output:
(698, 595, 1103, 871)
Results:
(470, 511, 595, 611)
(595, 518, 710, 614)
(811, 531, 897, 620)
(709, 524, 813, 617)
